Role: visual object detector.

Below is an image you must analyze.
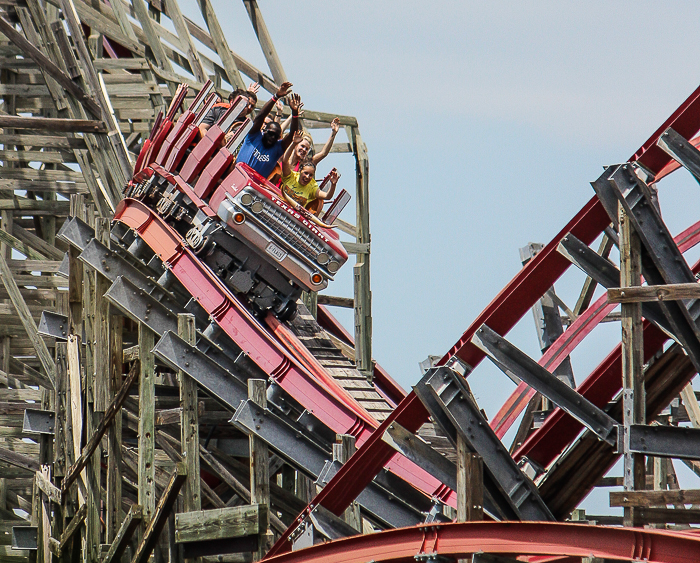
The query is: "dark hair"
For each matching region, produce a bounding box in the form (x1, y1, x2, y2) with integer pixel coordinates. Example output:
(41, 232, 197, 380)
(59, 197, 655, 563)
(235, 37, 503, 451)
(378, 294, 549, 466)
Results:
(228, 90, 257, 105)
(300, 159, 316, 171)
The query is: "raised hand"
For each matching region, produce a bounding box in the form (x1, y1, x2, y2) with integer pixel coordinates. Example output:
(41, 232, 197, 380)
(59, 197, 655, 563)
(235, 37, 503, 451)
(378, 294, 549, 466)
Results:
(276, 81, 293, 98)
(292, 130, 303, 145)
(330, 117, 340, 134)
(288, 93, 303, 113)
(329, 168, 340, 184)
(247, 82, 260, 94)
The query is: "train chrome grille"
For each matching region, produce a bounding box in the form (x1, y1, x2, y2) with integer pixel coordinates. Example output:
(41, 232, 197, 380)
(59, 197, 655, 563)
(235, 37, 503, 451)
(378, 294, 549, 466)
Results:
(255, 198, 325, 262)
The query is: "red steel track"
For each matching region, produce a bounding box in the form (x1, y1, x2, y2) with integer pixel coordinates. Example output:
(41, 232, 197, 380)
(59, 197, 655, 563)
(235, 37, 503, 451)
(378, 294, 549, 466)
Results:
(264, 521, 700, 563)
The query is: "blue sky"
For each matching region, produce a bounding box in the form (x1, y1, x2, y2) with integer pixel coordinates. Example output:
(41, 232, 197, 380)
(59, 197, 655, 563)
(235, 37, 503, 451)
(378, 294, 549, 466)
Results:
(176, 1, 700, 502)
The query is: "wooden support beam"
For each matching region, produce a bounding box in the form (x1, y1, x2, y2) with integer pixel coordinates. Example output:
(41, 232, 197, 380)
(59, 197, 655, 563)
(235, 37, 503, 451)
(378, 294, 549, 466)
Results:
(130, 464, 186, 563)
(681, 383, 700, 429)
(0, 251, 55, 389)
(162, 0, 207, 83)
(35, 471, 60, 505)
(178, 313, 201, 513)
(61, 360, 138, 496)
(242, 0, 287, 85)
(106, 315, 124, 541)
(0, 115, 106, 133)
(0, 446, 40, 472)
(619, 204, 645, 527)
(248, 379, 269, 561)
(0, 15, 102, 118)
(333, 434, 361, 530)
(608, 283, 700, 303)
(317, 295, 354, 309)
(632, 507, 700, 524)
(456, 438, 483, 522)
(610, 489, 700, 507)
(103, 504, 143, 563)
(175, 504, 267, 544)
(49, 502, 86, 557)
(195, 0, 245, 89)
(138, 324, 156, 532)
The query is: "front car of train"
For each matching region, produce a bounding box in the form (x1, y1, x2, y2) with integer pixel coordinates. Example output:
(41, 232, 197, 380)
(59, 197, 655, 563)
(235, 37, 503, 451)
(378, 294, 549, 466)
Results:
(124, 82, 349, 321)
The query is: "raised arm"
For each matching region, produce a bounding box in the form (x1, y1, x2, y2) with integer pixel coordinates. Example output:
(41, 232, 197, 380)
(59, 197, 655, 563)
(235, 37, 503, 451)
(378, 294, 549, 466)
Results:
(282, 130, 303, 178)
(280, 94, 302, 151)
(251, 81, 292, 134)
(312, 118, 340, 165)
(317, 169, 340, 200)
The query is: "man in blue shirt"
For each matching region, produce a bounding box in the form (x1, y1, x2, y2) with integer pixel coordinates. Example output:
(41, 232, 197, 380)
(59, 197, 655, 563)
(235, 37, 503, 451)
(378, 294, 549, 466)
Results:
(236, 81, 301, 178)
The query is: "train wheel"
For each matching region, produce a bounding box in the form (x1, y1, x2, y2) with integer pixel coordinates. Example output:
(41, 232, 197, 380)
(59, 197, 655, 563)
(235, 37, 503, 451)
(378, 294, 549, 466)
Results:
(276, 300, 297, 323)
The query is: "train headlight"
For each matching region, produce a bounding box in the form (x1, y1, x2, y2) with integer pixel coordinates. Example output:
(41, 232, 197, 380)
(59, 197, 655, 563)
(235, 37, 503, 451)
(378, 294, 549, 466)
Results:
(310, 272, 324, 285)
(251, 201, 263, 214)
(233, 212, 245, 224)
(240, 193, 253, 206)
(327, 260, 340, 274)
(317, 251, 330, 265)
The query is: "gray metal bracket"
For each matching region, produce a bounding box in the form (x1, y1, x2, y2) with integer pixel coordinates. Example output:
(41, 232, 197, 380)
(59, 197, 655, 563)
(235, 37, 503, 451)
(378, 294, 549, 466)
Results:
(557, 233, 620, 290)
(628, 423, 700, 461)
(56, 216, 95, 251)
(656, 127, 700, 183)
(231, 399, 329, 478)
(38, 311, 70, 341)
(11, 527, 37, 550)
(23, 409, 55, 435)
(472, 324, 617, 445)
(415, 367, 554, 521)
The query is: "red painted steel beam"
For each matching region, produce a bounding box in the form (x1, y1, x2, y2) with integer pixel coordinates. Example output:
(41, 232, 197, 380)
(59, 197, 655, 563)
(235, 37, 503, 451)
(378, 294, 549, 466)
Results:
(265, 522, 700, 563)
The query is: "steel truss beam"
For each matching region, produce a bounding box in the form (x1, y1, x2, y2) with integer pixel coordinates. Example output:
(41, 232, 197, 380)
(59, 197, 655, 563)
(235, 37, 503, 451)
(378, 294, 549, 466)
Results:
(628, 423, 700, 460)
(415, 367, 553, 521)
(657, 127, 700, 182)
(558, 233, 672, 333)
(472, 325, 617, 446)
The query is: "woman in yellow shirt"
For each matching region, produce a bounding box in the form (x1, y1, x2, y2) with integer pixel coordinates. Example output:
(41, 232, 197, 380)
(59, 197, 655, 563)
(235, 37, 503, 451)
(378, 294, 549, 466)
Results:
(280, 131, 339, 213)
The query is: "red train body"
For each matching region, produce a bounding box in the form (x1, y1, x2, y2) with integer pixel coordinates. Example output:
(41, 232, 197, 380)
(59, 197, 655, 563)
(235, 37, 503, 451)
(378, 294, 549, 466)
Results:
(126, 94, 348, 321)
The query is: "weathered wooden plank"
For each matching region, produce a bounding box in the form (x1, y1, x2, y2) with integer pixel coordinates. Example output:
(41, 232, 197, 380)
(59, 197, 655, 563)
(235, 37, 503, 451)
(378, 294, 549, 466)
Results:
(0, 115, 105, 133)
(61, 359, 138, 496)
(0, 252, 55, 388)
(0, 446, 39, 472)
(0, 14, 102, 117)
(34, 470, 60, 505)
(175, 504, 266, 544)
(610, 489, 700, 507)
(93, 58, 149, 71)
(103, 504, 142, 563)
(0, 167, 84, 181)
(130, 463, 186, 563)
(177, 313, 201, 514)
(195, 0, 244, 89)
(0, 149, 74, 164)
(0, 229, 48, 261)
(0, 134, 87, 149)
(138, 324, 156, 526)
(242, 0, 287, 85)
(608, 283, 700, 303)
